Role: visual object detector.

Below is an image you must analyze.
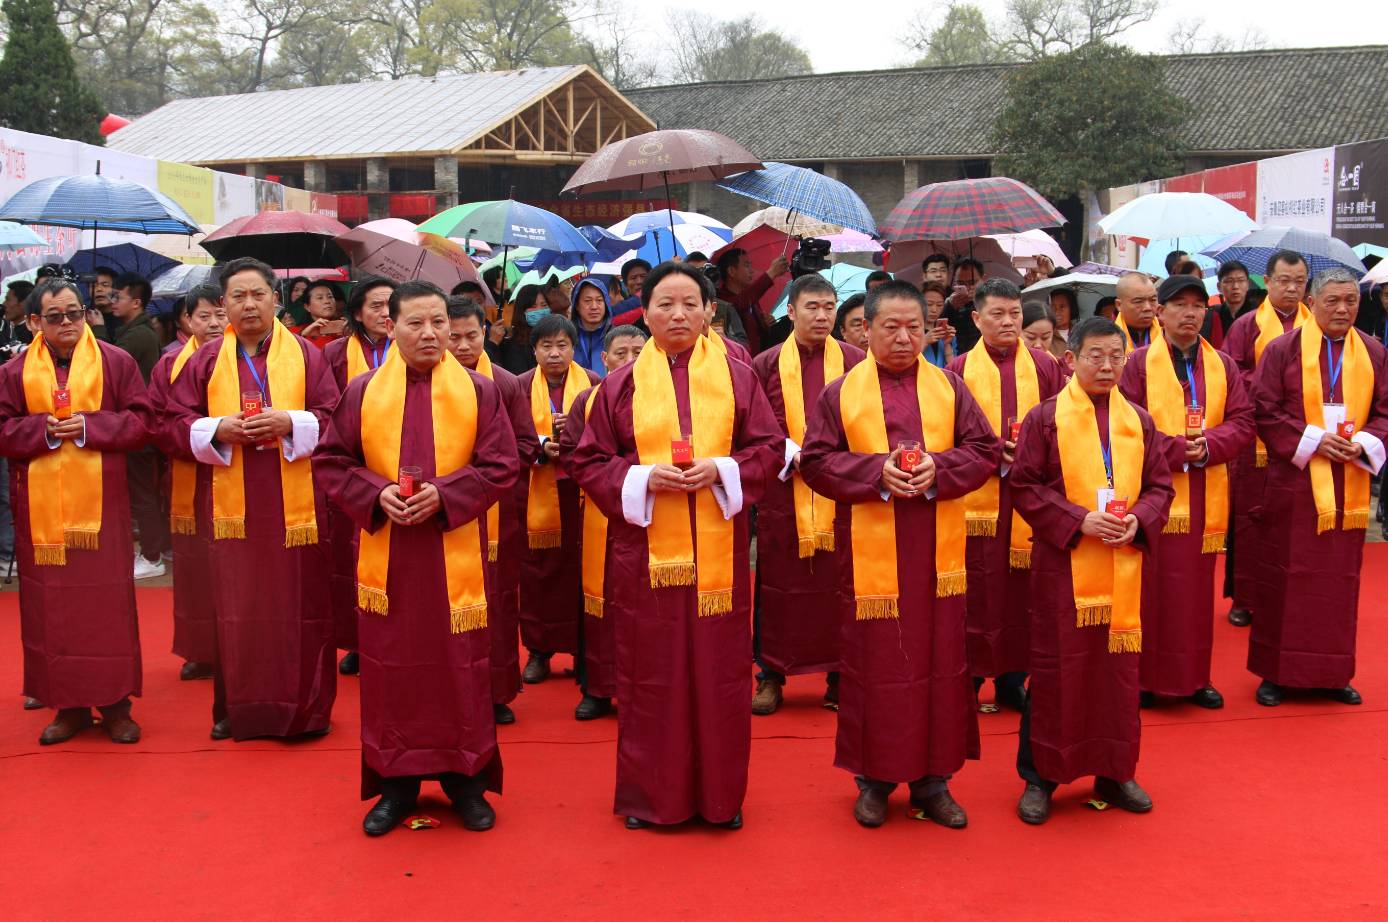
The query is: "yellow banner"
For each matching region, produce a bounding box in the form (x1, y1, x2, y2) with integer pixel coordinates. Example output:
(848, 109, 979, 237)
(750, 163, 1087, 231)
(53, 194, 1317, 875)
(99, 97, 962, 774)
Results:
(157, 161, 214, 225)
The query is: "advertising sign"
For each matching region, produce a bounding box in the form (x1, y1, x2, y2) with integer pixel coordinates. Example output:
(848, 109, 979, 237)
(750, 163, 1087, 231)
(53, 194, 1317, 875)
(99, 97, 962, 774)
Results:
(1332, 138, 1388, 246)
(1256, 147, 1334, 234)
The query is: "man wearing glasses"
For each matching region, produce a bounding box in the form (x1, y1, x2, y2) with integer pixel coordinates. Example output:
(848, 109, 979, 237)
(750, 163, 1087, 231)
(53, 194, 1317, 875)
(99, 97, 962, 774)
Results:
(0, 279, 154, 744)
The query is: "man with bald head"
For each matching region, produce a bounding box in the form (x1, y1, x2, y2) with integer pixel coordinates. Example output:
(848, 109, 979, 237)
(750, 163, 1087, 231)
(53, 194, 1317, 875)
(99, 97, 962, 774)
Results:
(1115, 273, 1161, 352)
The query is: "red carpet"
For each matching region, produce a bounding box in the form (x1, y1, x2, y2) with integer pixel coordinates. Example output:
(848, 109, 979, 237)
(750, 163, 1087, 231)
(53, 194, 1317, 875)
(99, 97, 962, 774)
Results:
(3, 550, 1387, 920)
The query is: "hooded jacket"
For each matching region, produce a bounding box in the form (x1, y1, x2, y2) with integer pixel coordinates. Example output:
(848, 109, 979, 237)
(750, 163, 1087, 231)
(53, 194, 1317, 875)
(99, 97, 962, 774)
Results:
(570, 278, 612, 377)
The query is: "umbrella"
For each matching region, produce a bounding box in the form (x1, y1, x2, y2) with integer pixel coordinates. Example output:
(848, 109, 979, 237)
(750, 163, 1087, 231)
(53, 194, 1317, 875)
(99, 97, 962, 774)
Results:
(1361, 260, 1388, 286)
(823, 230, 883, 254)
(143, 224, 218, 264)
(202, 212, 349, 268)
(733, 206, 842, 239)
(420, 200, 593, 295)
(65, 243, 179, 282)
(1098, 192, 1258, 239)
(522, 225, 643, 277)
(717, 162, 878, 236)
(881, 177, 1064, 242)
(515, 264, 586, 291)
(1070, 261, 1130, 277)
(769, 263, 879, 319)
(1022, 273, 1118, 319)
(0, 174, 200, 235)
(589, 219, 731, 276)
(151, 263, 218, 299)
(988, 230, 1072, 268)
(336, 218, 493, 304)
(0, 221, 47, 251)
(886, 238, 1023, 287)
(609, 208, 730, 238)
(1203, 226, 1366, 278)
(274, 267, 349, 281)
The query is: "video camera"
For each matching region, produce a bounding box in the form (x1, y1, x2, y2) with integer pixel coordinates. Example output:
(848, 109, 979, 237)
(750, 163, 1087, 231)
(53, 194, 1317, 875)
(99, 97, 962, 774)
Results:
(790, 237, 832, 278)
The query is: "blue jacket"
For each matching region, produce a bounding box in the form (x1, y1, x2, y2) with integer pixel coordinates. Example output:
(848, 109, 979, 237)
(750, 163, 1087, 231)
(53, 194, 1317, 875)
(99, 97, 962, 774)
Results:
(571, 278, 612, 376)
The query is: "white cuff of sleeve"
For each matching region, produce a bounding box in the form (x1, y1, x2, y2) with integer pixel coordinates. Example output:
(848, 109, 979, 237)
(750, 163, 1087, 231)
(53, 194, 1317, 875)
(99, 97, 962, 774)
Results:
(75, 416, 86, 449)
(1000, 461, 1011, 478)
(282, 410, 319, 462)
(1292, 424, 1324, 469)
(879, 488, 890, 501)
(191, 417, 232, 466)
(1351, 431, 1386, 474)
(778, 438, 801, 482)
(709, 456, 743, 519)
(621, 464, 655, 526)
(44, 417, 87, 450)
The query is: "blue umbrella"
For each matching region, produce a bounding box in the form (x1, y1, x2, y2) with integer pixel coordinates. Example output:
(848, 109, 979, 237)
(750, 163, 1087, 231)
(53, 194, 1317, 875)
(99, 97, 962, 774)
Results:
(0, 174, 200, 234)
(717, 162, 878, 236)
(0, 221, 47, 251)
(66, 243, 180, 282)
(418, 200, 595, 254)
(770, 263, 879, 319)
(1204, 226, 1366, 278)
(518, 225, 643, 275)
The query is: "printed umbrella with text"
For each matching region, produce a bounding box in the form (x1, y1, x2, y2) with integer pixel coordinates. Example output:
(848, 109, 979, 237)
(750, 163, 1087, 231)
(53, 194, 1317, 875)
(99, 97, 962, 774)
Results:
(201, 211, 350, 268)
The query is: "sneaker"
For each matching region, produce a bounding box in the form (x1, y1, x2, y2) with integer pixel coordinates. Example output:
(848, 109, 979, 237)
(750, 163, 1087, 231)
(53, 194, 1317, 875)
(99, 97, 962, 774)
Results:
(133, 554, 166, 580)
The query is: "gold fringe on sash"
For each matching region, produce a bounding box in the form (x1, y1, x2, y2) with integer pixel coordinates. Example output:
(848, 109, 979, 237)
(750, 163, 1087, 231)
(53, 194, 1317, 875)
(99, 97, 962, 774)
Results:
(965, 515, 997, 537)
(1163, 514, 1191, 534)
(1009, 546, 1032, 569)
(64, 528, 100, 550)
(284, 523, 318, 548)
(34, 545, 66, 566)
(650, 561, 696, 587)
(358, 585, 389, 615)
(1201, 532, 1227, 554)
(528, 531, 562, 550)
(487, 541, 498, 562)
(1108, 631, 1143, 654)
(698, 589, 733, 617)
(450, 603, 488, 635)
(1344, 509, 1369, 531)
(171, 515, 197, 536)
(1254, 448, 1268, 468)
(1076, 603, 1112, 627)
(937, 570, 967, 598)
(584, 594, 605, 618)
(856, 597, 898, 621)
(214, 518, 246, 540)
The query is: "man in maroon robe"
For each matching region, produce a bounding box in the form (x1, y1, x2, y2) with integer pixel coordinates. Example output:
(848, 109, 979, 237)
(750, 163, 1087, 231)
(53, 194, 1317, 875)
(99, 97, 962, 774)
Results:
(570, 262, 782, 829)
(447, 296, 540, 725)
(315, 280, 519, 836)
(1, 280, 152, 744)
(321, 277, 396, 677)
(148, 286, 226, 682)
(165, 258, 340, 741)
(801, 280, 999, 829)
(1220, 250, 1312, 626)
(1010, 317, 1173, 824)
(516, 315, 598, 684)
(947, 278, 1065, 712)
(1119, 275, 1254, 709)
(1248, 268, 1388, 706)
(750, 275, 865, 715)
(560, 324, 646, 720)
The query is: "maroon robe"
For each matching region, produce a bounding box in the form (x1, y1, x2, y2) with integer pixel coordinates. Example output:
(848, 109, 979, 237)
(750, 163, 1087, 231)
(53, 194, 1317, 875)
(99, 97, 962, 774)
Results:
(314, 363, 519, 796)
(1221, 307, 1302, 610)
(947, 344, 1065, 678)
(750, 338, 865, 678)
(717, 333, 753, 367)
(0, 340, 151, 709)
(321, 334, 390, 653)
(478, 361, 540, 705)
(1248, 328, 1388, 688)
(1119, 341, 1254, 695)
(569, 348, 782, 824)
(149, 348, 217, 664)
(1010, 396, 1173, 784)
(165, 330, 340, 739)
(800, 362, 999, 784)
(517, 366, 598, 656)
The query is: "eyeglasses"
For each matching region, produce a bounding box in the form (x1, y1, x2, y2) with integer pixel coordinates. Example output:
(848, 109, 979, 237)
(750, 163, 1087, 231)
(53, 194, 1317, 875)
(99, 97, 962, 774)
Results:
(1077, 351, 1127, 368)
(41, 310, 85, 325)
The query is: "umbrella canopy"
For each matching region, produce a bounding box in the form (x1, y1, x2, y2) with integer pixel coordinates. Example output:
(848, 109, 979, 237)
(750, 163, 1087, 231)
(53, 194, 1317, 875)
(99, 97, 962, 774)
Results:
(478, 246, 538, 291)
(522, 225, 642, 276)
(589, 220, 732, 275)
(1203, 226, 1366, 278)
(1352, 243, 1388, 262)
(515, 264, 586, 291)
(0, 221, 48, 251)
(717, 162, 877, 236)
(1362, 261, 1388, 286)
(65, 243, 179, 281)
(418, 200, 595, 255)
(609, 208, 729, 237)
(151, 263, 218, 299)
(1098, 192, 1257, 240)
(988, 230, 1072, 268)
(273, 267, 348, 281)
(561, 129, 762, 196)
(1022, 273, 1118, 320)
(733, 206, 842, 239)
(769, 262, 879, 319)
(823, 230, 883, 254)
(0, 174, 201, 234)
(202, 212, 349, 268)
(143, 224, 217, 264)
(336, 218, 493, 304)
(886, 238, 1023, 287)
(881, 177, 1064, 242)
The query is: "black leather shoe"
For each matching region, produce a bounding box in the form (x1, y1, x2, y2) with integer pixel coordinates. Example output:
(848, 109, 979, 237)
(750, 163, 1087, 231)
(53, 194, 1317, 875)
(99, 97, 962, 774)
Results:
(210, 718, 232, 740)
(1190, 685, 1225, 709)
(1255, 679, 1283, 707)
(719, 812, 743, 830)
(1228, 607, 1252, 627)
(363, 796, 416, 837)
(180, 661, 214, 681)
(996, 682, 1028, 713)
(454, 795, 496, 832)
(574, 694, 613, 721)
(1017, 783, 1051, 825)
(910, 789, 968, 828)
(1094, 777, 1153, 813)
(521, 651, 551, 684)
(1325, 684, 1362, 705)
(338, 652, 359, 676)
(853, 787, 888, 828)
(1139, 690, 1156, 709)
(493, 703, 516, 725)
(625, 816, 650, 830)
(23, 696, 43, 710)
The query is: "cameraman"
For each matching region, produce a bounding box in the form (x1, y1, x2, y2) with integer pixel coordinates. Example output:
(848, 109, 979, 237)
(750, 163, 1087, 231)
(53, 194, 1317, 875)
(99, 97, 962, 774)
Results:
(1, 280, 34, 357)
(715, 247, 789, 354)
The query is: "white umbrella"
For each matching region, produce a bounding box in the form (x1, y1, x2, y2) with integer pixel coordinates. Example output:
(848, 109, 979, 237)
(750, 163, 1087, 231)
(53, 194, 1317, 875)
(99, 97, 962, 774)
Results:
(986, 230, 1072, 268)
(822, 229, 883, 253)
(1098, 192, 1257, 240)
(1023, 273, 1119, 319)
(1363, 261, 1388, 286)
(733, 206, 842, 239)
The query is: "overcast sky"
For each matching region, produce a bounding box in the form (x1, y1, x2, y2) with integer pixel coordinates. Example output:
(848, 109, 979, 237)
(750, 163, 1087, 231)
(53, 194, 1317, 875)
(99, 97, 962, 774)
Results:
(628, 0, 1388, 78)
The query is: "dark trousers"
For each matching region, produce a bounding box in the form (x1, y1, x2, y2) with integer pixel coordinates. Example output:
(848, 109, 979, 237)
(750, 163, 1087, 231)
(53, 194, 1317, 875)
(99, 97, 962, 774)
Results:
(127, 448, 169, 562)
(1015, 700, 1058, 793)
(856, 774, 950, 799)
(379, 772, 482, 803)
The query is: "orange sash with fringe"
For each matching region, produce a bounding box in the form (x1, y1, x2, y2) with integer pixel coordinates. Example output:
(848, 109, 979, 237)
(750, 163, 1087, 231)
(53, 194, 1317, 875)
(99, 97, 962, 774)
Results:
(168, 336, 201, 535)
(470, 350, 503, 562)
(777, 338, 844, 557)
(961, 343, 1039, 568)
(526, 362, 589, 549)
(580, 386, 607, 616)
(1299, 323, 1373, 534)
(1252, 298, 1310, 467)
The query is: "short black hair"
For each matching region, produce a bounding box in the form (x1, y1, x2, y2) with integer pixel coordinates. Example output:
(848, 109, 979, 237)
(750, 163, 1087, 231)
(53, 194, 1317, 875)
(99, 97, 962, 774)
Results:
(1022, 301, 1055, 328)
(922, 253, 950, 272)
(451, 280, 485, 298)
(220, 257, 276, 291)
(389, 279, 447, 319)
(481, 265, 507, 300)
(714, 248, 746, 277)
(92, 265, 118, 281)
(604, 324, 646, 350)
(346, 276, 397, 331)
(1216, 260, 1250, 281)
(1163, 250, 1189, 275)
(620, 257, 652, 281)
(788, 273, 836, 304)
(641, 260, 716, 309)
(973, 277, 1022, 310)
(1068, 315, 1127, 353)
(1265, 249, 1307, 276)
(531, 312, 577, 346)
(176, 283, 223, 323)
(865, 269, 892, 286)
(114, 272, 151, 308)
(684, 251, 709, 264)
(446, 295, 487, 324)
(863, 279, 926, 323)
(301, 280, 339, 311)
(27, 279, 85, 315)
(7, 280, 34, 300)
(952, 256, 984, 275)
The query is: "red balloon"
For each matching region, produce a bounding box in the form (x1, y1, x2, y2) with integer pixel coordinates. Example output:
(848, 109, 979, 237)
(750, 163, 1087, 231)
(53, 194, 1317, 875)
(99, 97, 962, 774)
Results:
(99, 113, 132, 136)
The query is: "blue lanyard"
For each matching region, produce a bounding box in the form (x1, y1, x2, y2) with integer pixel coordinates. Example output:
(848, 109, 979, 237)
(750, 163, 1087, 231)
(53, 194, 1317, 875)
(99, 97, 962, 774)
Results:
(1182, 355, 1198, 407)
(368, 338, 389, 369)
(1325, 337, 1344, 399)
(239, 345, 268, 398)
(1100, 439, 1114, 487)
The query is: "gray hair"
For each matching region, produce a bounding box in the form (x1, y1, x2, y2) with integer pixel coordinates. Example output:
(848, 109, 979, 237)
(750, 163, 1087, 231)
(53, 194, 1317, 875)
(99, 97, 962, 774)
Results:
(1309, 267, 1360, 297)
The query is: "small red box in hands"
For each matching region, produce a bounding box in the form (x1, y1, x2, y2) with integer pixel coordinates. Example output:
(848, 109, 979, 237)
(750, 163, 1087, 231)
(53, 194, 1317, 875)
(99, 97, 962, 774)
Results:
(1337, 420, 1357, 439)
(671, 437, 693, 470)
(1105, 497, 1129, 518)
(899, 447, 922, 473)
(53, 387, 71, 420)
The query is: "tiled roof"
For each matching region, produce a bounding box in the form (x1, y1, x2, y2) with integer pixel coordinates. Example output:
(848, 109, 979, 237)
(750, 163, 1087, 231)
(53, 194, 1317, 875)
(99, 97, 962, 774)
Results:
(627, 46, 1388, 161)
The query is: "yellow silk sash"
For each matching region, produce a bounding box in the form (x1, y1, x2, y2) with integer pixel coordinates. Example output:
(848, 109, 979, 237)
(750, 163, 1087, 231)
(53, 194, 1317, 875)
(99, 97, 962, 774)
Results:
(1253, 298, 1311, 467)
(208, 320, 317, 546)
(1145, 338, 1228, 552)
(345, 334, 388, 382)
(1118, 315, 1162, 354)
(777, 337, 844, 557)
(526, 362, 589, 549)
(961, 342, 1039, 568)
(1055, 376, 1145, 652)
(1299, 322, 1373, 533)
(839, 357, 966, 619)
(580, 386, 607, 616)
(22, 326, 104, 564)
(632, 336, 736, 615)
(356, 348, 486, 632)
(470, 350, 502, 561)
(168, 336, 201, 535)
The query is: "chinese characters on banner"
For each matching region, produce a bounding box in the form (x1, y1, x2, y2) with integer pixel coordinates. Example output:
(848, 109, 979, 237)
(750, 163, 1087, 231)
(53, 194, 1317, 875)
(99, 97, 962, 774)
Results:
(1332, 138, 1388, 247)
(532, 199, 676, 224)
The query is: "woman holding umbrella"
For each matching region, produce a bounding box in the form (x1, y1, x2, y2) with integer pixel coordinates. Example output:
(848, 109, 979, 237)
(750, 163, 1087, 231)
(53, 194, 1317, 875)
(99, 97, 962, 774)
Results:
(489, 284, 546, 375)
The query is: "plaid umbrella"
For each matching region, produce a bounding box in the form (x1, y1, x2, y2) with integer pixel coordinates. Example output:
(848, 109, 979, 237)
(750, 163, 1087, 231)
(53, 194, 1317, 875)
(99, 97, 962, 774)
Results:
(881, 177, 1064, 242)
(1203, 226, 1366, 279)
(717, 162, 878, 236)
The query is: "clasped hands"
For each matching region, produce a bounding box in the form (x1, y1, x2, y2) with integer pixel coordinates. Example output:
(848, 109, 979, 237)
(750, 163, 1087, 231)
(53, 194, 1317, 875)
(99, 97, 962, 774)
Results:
(215, 409, 293, 445)
(1317, 431, 1363, 463)
(45, 414, 84, 442)
(1081, 510, 1139, 547)
(649, 459, 719, 493)
(881, 447, 936, 499)
(378, 482, 442, 526)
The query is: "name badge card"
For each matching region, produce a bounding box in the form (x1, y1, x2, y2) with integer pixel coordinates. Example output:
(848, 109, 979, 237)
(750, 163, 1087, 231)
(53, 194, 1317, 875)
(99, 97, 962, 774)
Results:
(1323, 403, 1346, 436)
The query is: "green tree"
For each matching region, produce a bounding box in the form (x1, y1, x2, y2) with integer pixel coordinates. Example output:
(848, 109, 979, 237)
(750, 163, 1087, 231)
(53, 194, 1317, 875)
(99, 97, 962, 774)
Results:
(992, 43, 1190, 203)
(906, 2, 998, 67)
(0, 0, 105, 142)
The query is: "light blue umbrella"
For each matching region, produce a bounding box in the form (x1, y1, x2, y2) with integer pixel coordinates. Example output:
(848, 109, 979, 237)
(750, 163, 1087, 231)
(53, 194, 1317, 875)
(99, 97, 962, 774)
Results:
(718, 162, 878, 236)
(1352, 243, 1388, 261)
(0, 221, 47, 251)
(1138, 234, 1227, 276)
(0, 174, 200, 234)
(771, 263, 879, 319)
